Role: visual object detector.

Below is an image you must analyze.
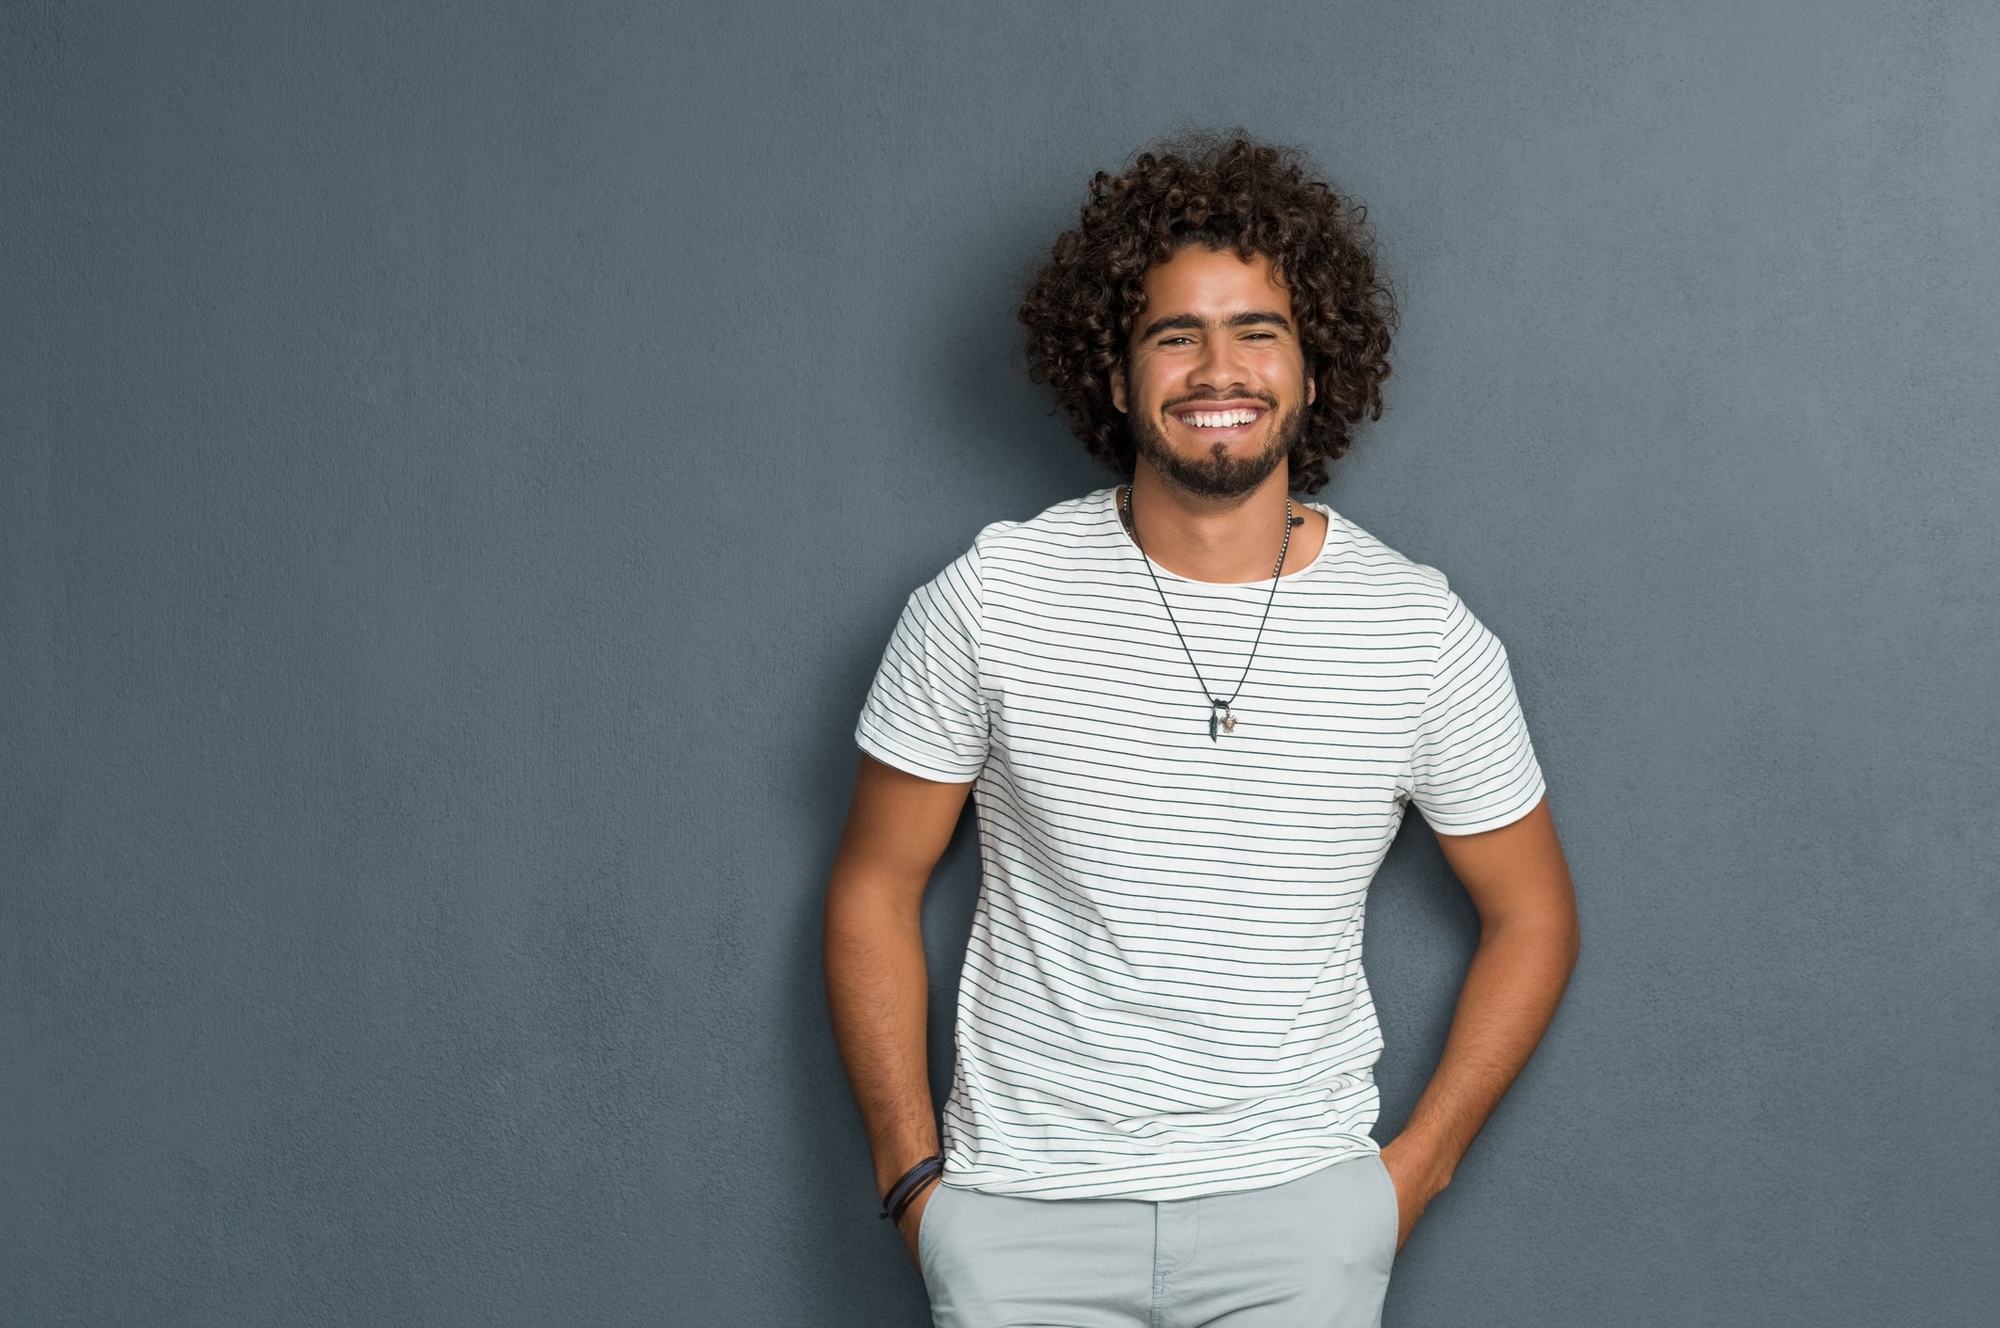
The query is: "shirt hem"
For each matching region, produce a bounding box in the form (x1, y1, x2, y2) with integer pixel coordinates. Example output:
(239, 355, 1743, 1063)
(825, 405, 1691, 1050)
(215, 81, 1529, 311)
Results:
(853, 724, 982, 784)
(938, 1139, 1381, 1203)
(1419, 775, 1547, 836)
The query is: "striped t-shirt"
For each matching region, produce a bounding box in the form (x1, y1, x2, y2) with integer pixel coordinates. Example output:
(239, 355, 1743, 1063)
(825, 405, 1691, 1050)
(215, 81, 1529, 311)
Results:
(854, 484, 1546, 1201)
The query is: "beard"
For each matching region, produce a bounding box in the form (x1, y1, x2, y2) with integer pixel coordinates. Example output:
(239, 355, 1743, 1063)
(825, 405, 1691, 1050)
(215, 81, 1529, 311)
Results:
(1128, 395, 1307, 499)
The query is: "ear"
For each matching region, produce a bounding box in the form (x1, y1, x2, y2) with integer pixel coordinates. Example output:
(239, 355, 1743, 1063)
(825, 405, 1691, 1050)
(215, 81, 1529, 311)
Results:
(1109, 363, 1128, 414)
(1305, 371, 1316, 407)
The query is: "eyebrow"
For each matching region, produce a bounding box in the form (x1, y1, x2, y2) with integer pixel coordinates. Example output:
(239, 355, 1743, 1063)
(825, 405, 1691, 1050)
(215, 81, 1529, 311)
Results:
(1135, 310, 1293, 343)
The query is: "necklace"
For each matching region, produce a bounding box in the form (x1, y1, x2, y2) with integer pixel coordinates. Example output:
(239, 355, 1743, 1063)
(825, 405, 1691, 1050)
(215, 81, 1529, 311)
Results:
(1119, 482, 1298, 742)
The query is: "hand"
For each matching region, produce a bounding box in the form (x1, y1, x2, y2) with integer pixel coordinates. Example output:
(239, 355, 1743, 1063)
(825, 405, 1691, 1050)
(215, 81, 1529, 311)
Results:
(1378, 1140, 1452, 1254)
(894, 1176, 942, 1270)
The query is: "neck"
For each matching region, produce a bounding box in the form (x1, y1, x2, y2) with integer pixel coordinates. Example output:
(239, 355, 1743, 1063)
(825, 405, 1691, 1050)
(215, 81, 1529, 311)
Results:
(1123, 464, 1318, 583)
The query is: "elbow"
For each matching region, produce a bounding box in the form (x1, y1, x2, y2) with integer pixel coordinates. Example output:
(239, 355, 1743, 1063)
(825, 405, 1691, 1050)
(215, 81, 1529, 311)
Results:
(1485, 907, 1581, 966)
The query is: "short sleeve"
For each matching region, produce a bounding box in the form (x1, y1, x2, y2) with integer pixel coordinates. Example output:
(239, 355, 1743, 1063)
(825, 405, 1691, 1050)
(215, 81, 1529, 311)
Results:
(1408, 587, 1547, 834)
(853, 546, 989, 782)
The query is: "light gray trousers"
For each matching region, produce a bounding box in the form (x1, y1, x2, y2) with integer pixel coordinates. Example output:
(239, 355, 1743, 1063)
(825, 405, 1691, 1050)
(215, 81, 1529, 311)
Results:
(917, 1153, 1398, 1328)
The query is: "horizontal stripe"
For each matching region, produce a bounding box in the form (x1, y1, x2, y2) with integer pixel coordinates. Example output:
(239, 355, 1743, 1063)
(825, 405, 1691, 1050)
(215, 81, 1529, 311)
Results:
(855, 485, 1545, 1200)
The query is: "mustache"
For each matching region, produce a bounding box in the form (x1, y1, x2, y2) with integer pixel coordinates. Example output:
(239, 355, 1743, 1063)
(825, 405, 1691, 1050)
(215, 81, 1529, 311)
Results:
(1163, 393, 1278, 410)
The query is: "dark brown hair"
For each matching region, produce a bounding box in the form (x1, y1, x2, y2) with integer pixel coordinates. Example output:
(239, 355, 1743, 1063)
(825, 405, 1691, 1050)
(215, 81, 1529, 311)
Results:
(1018, 130, 1398, 494)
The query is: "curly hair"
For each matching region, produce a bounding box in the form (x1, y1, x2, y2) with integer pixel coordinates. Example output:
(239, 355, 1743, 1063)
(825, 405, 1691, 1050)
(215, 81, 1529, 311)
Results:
(1018, 131, 1398, 495)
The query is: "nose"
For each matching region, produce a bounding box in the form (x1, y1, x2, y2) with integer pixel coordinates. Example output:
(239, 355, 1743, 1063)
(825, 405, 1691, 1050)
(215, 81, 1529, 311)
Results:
(1188, 332, 1252, 395)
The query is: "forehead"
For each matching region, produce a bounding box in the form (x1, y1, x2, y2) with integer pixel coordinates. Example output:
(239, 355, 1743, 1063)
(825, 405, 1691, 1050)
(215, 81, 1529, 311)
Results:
(1136, 245, 1293, 318)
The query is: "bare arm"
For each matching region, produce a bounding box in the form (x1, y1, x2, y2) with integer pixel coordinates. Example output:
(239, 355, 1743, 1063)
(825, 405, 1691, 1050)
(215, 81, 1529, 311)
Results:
(1382, 795, 1581, 1244)
(822, 752, 974, 1217)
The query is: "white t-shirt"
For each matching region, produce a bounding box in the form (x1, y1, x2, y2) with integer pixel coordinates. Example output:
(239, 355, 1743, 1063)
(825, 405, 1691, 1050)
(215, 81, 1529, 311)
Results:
(854, 484, 1546, 1201)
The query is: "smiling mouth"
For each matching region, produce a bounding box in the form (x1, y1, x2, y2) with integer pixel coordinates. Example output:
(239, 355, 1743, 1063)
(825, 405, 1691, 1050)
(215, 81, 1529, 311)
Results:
(1170, 405, 1266, 433)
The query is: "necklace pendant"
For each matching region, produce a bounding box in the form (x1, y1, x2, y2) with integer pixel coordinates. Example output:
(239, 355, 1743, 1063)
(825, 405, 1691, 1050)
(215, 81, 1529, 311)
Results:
(1209, 701, 1236, 742)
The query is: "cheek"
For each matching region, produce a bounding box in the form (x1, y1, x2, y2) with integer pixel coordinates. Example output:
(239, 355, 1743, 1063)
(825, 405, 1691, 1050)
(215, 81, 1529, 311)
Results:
(1137, 363, 1181, 405)
(1128, 368, 1160, 410)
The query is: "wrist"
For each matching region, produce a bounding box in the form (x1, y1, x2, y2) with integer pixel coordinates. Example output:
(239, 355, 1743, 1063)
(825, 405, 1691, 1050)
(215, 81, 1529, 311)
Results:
(1382, 1132, 1459, 1192)
(875, 1148, 941, 1202)
(879, 1152, 944, 1224)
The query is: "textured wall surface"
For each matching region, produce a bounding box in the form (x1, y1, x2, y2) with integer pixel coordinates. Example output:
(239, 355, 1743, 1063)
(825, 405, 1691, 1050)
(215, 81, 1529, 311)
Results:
(5, 2, 1995, 1324)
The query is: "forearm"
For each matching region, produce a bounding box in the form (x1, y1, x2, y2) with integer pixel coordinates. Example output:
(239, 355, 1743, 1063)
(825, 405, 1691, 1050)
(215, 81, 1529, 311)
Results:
(823, 887, 940, 1199)
(1391, 915, 1580, 1188)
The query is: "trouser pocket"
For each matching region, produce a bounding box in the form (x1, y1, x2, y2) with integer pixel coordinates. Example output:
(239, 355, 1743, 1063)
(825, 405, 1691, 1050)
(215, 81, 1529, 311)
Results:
(1372, 1154, 1401, 1262)
(918, 1182, 957, 1279)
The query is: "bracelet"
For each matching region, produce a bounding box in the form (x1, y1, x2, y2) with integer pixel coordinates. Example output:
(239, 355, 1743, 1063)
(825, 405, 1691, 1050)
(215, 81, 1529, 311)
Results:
(880, 1153, 944, 1225)
(880, 1154, 943, 1224)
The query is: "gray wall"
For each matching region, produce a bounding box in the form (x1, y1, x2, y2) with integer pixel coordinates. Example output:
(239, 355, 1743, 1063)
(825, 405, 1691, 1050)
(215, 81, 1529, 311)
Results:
(5, 2, 1994, 1324)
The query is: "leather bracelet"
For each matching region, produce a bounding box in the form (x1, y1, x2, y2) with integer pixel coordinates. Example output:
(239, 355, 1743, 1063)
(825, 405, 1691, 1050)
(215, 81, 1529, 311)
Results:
(891, 1168, 942, 1226)
(880, 1153, 944, 1224)
(881, 1154, 943, 1223)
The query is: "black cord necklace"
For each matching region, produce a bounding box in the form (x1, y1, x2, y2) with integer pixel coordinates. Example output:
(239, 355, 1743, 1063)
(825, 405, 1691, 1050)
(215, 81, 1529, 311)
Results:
(1119, 482, 1300, 742)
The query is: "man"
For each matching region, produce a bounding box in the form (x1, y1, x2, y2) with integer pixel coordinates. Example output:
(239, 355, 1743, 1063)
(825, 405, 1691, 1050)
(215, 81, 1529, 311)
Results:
(823, 131, 1580, 1328)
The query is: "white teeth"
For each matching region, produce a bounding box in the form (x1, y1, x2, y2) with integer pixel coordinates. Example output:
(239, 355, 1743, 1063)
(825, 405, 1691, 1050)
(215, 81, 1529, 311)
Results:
(1181, 409, 1260, 428)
